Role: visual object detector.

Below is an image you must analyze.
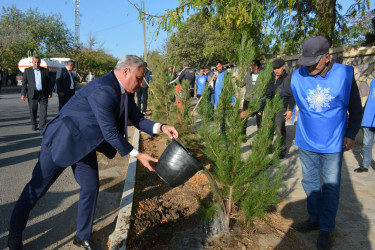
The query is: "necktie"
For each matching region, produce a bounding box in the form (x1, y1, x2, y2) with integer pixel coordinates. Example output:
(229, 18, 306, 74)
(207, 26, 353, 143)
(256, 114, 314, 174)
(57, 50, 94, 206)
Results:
(123, 93, 128, 141)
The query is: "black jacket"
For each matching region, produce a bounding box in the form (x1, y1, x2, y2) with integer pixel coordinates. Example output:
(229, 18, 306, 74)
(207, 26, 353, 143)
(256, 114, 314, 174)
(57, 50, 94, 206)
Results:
(21, 67, 51, 99)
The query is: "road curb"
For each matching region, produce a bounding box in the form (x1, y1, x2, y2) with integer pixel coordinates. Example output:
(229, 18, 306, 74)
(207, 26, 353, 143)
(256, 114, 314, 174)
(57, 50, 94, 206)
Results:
(109, 128, 140, 250)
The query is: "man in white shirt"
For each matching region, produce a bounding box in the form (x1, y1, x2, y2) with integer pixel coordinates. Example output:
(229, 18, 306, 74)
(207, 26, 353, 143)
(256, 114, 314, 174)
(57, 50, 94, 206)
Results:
(21, 56, 52, 130)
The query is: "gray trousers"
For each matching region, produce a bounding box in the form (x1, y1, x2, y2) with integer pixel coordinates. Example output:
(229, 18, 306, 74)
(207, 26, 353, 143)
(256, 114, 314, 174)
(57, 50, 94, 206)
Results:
(28, 91, 48, 129)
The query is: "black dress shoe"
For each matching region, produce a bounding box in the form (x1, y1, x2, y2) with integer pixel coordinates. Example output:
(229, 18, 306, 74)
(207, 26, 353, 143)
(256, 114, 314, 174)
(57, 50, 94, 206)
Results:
(32, 126, 39, 131)
(354, 166, 368, 173)
(317, 230, 332, 249)
(8, 231, 23, 250)
(295, 219, 319, 233)
(73, 236, 95, 250)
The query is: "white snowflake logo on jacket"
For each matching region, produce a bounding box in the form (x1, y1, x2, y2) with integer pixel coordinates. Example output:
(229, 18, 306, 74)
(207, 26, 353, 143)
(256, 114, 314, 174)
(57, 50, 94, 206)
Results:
(306, 84, 334, 112)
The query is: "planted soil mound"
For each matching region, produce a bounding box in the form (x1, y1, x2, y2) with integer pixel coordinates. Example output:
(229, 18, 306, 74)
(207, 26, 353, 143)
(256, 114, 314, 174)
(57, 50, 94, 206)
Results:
(126, 133, 307, 249)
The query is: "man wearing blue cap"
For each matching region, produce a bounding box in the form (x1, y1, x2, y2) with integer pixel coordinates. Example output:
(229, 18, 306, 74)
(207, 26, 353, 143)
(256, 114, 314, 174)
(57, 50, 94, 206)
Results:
(281, 36, 362, 249)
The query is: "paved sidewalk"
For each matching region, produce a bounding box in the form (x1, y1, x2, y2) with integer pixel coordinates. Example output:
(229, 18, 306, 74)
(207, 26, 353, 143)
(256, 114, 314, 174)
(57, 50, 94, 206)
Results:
(243, 117, 375, 249)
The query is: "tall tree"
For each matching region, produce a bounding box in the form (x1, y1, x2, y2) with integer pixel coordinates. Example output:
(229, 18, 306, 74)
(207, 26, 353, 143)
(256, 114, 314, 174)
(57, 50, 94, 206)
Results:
(164, 14, 237, 68)
(70, 37, 117, 79)
(0, 6, 76, 73)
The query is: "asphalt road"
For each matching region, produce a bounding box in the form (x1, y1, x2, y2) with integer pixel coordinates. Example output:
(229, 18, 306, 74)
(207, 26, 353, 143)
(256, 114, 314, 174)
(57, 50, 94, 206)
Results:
(0, 92, 84, 249)
(0, 91, 129, 249)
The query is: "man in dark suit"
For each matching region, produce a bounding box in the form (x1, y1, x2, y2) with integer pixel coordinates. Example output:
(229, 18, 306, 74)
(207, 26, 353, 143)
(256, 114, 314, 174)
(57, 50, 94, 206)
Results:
(21, 56, 52, 131)
(8, 55, 179, 250)
(55, 59, 77, 110)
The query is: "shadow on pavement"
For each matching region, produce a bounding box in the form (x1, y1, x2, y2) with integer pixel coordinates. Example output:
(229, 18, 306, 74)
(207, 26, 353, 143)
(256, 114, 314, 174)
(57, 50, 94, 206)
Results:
(277, 152, 370, 249)
(1, 175, 124, 249)
(0, 133, 41, 154)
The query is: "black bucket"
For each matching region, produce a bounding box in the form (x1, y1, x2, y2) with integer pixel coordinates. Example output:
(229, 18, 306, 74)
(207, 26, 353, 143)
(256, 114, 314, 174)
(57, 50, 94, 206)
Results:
(156, 139, 202, 187)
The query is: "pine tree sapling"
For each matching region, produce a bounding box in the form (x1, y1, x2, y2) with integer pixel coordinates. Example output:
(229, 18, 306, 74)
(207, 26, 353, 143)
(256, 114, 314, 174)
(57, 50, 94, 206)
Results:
(149, 57, 177, 124)
(198, 34, 285, 226)
(171, 79, 199, 146)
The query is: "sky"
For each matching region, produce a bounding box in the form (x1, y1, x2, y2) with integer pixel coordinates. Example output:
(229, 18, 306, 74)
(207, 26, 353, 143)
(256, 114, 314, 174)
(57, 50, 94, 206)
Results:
(2, 0, 181, 59)
(1, 0, 372, 60)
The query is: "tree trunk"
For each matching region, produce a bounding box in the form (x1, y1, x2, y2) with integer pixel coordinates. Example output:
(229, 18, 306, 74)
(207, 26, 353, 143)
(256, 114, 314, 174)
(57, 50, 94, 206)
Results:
(315, 0, 337, 46)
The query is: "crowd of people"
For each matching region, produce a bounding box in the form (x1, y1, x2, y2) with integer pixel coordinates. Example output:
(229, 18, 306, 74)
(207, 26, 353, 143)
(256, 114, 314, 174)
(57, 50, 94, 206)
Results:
(11, 35, 375, 250)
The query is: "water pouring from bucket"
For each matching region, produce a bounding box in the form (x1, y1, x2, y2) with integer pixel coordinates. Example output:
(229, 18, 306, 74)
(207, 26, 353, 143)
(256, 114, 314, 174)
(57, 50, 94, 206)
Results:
(156, 139, 202, 187)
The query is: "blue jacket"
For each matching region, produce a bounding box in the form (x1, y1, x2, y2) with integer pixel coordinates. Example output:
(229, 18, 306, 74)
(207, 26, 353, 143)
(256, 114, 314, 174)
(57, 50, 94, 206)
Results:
(291, 63, 353, 153)
(362, 78, 375, 128)
(42, 71, 155, 167)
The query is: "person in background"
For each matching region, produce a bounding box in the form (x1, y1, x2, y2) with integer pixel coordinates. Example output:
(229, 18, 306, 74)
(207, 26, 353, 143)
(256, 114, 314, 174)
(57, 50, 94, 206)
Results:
(240, 60, 261, 134)
(268, 59, 289, 158)
(86, 71, 95, 83)
(8, 55, 179, 250)
(21, 56, 52, 131)
(355, 73, 375, 173)
(168, 66, 177, 82)
(195, 67, 208, 99)
(204, 66, 215, 108)
(212, 61, 235, 107)
(55, 60, 78, 110)
(168, 61, 195, 97)
(136, 62, 152, 115)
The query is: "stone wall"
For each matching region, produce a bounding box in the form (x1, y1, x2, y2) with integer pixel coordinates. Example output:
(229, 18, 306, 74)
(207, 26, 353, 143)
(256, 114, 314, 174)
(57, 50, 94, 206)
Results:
(283, 45, 375, 103)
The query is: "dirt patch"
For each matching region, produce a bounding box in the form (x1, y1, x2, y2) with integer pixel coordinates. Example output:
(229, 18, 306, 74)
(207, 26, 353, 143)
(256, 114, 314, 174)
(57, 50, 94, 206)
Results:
(126, 133, 308, 249)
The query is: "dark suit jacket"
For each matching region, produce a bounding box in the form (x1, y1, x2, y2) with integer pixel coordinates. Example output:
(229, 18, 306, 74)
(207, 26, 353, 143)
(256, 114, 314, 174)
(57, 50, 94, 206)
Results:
(41, 71, 155, 167)
(55, 67, 75, 94)
(21, 67, 51, 98)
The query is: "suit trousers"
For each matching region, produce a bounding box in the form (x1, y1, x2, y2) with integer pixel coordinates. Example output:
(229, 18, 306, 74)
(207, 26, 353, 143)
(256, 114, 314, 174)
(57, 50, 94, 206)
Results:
(28, 91, 48, 129)
(58, 90, 75, 111)
(10, 146, 99, 240)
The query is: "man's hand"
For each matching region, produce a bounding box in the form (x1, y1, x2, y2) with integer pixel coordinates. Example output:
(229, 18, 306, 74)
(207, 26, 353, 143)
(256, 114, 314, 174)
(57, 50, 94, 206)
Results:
(59, 92, 64, 97)
(212, 74, 217, 81)
(284, 110, 293, 120)
(21, 95, 26, 101)
(48, 94, 52, 98)
(159, 124, 179, 139)
(136, 152, 158, 172)
(342, 137, 355, 151)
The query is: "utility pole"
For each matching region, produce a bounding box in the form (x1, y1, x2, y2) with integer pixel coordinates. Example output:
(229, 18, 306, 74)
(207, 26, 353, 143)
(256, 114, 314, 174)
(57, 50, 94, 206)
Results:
(142, 1, 147, 62)
(74, 0, 81, 44)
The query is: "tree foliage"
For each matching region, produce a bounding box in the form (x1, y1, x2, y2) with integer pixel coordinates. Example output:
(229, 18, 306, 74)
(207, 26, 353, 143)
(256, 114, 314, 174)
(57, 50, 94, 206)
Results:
(0, 6, 76, 73)
(70, 38, 118, 78)
(148, 51, 178, 124)
(130, 0, 371, 57)
(363, 9, 375, 45)
(165, 14, 237, 68)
